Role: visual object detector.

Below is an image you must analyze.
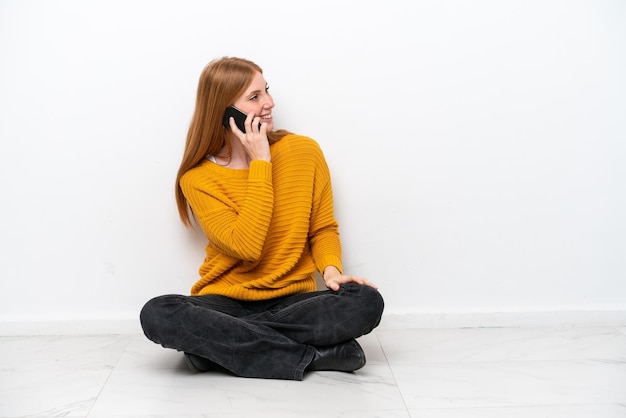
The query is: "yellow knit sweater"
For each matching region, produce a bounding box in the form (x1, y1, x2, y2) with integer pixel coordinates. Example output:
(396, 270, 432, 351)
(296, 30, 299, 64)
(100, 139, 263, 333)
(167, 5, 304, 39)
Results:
(180, 134, 343, 300)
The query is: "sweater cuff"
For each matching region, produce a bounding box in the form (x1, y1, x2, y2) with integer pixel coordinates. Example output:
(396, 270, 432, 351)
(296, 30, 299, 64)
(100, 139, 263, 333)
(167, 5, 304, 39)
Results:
(316, 255, 343, 275)
(249, 160, 272, 182)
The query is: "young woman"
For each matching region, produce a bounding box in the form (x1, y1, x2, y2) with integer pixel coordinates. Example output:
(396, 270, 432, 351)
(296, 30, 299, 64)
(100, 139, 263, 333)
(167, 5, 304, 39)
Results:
(140, 57, 384, 380)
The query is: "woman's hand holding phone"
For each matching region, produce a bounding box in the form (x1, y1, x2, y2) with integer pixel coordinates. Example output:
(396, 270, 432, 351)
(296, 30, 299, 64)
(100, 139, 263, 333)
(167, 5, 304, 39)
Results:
(226, 107, 270, 163)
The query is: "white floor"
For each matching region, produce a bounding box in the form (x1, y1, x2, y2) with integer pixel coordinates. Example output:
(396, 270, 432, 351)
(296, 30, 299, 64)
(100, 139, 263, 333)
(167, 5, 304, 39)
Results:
(1, 324, 625, 418)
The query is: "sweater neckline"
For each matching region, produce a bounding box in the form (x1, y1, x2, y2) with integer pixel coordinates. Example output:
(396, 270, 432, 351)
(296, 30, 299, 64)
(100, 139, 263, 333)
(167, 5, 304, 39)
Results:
(202, 157, 250, 177)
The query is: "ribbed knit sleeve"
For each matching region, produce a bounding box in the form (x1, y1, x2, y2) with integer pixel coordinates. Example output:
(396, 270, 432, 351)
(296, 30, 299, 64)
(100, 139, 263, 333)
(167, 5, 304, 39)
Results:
(310, 181, 343, 273)
(180, 160, 274, 261)
(307, 147, 343, 274)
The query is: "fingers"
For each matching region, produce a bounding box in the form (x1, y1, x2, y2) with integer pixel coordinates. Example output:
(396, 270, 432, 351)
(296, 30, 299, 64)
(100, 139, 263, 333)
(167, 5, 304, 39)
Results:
(325, 275, 379, 291)
(228, 116, 242, 134)
(327, 281, 341, 291)
(228, 111, 270, 162)
(244, 112, 265, 134)
(244, 112, 255, 133)
(227, 113, 264, 136)
(348, 276, 378, 290)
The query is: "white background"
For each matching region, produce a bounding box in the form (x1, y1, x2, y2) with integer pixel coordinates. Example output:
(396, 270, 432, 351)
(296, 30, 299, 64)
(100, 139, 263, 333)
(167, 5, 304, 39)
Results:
(1, 0, 625, 331)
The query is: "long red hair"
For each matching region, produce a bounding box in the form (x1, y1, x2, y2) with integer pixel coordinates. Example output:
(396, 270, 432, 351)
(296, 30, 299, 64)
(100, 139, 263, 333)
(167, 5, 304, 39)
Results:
(175, 57, 289, 226)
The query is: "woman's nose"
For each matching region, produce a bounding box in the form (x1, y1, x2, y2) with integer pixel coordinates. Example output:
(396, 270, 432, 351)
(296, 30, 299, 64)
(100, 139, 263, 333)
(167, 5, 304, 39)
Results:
(263, 95, 274, 109)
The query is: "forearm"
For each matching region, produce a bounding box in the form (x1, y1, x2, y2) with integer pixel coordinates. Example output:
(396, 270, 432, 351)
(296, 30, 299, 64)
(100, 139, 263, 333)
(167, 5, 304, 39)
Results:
(183, 161, 275, 260)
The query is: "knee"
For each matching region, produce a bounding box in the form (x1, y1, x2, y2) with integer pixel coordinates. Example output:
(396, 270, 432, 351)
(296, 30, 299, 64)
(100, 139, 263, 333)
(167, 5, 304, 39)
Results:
(139, 294, 180, 339)
(341, 284, 384, 330)
(360, 285, 385, 327)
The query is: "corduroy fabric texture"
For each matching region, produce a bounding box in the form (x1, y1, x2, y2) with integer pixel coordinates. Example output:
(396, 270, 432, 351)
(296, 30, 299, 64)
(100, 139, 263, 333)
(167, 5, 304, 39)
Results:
(180, 134, 343, 300)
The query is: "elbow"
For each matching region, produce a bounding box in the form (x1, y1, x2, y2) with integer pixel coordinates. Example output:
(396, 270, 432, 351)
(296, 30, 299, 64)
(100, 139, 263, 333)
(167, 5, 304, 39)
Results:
(229, 236, 264, 262)
(237, 248, 263, 262)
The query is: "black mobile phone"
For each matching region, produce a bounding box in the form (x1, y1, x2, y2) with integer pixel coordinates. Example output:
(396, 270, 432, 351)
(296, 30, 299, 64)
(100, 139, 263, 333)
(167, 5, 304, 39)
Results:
(222, 106, 261, 133)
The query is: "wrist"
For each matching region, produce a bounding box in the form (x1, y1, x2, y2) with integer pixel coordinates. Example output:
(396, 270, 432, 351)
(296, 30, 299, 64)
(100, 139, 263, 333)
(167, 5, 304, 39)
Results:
(323, 265, 341, 280)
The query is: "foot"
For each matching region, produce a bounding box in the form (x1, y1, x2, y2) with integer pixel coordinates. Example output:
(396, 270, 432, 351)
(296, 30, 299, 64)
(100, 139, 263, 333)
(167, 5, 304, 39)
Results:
(184, 352, 216, 373)
(308, 339, 366, 372)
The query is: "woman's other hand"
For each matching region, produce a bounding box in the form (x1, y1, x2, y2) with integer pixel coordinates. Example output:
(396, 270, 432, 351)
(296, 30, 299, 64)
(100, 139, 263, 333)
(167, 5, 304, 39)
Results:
(322, 266, 378, 291)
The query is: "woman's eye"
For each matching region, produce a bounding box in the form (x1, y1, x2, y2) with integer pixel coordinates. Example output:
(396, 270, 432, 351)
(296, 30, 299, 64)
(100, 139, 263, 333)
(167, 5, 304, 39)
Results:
(265, 85, 270, 92)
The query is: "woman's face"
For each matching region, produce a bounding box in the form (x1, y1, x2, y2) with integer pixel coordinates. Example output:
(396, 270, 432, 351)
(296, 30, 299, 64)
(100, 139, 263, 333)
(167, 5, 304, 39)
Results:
(232, 71, 274, 132)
